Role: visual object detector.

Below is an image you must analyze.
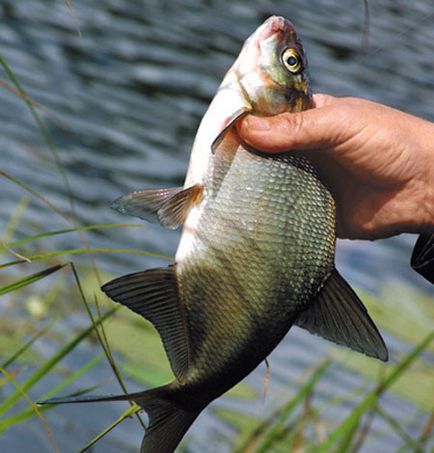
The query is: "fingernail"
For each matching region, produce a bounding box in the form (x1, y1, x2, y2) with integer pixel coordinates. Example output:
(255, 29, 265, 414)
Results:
(243, 116, 271, 131)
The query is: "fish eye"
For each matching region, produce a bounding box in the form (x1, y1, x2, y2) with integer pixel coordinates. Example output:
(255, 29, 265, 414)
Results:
(282, 48, 302, 74)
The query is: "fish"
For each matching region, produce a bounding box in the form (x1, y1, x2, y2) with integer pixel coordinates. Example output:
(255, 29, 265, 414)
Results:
(39, 16, 388, 452)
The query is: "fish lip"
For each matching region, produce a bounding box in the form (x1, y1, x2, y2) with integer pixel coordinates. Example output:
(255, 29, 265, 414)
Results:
(258, 16, 295, 41)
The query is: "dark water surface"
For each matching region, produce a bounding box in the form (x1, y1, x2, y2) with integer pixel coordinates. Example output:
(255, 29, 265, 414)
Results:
(1, 1, 433, 452)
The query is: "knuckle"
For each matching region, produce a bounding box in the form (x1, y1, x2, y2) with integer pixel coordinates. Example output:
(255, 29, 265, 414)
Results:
(282, 112, 304, 147)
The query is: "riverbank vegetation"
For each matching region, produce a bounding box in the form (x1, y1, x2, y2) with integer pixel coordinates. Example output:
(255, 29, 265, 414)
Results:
(1, 48, 433, 453)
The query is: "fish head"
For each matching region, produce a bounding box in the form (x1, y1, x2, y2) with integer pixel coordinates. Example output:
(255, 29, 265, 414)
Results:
(185, 17, 312, 184)
(234, 16, 312, 115)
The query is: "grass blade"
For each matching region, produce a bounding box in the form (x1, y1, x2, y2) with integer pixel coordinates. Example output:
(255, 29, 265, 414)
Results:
(0, 264, 66, 296)
(0, 355, 102, 431)
(6, 223, 142, 249)
(0, 240, 31, 262)
(0, 248, 172, 269)
(236, 359, 331, 453)
(0, 170, 68, 222)
(319, 331, 434, 452)
(255, 360, 331, 453)
(40, 355, 103, 402)
(374, 405, 420, 450)
(0, 367, 59, 453)
(78, 404, 142, 453)
(1, 324, 52, 370)
(0, 306, 118, 417)
(69, 262, 146, 429)
(0, 55, 73, 216)
(63, 0, 82, 37)
(0, 196, 30, 261)
(417, 409, 434, 450)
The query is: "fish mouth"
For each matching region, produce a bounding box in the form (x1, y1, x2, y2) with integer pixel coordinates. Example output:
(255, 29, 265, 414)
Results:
(258, 16, 296, 42)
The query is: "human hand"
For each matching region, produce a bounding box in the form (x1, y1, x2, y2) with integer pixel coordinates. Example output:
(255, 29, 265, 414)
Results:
(237, 95, 434, 240)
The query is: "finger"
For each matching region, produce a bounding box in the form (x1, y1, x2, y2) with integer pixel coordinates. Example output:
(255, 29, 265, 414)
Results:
(237, 102, 347, 153)
(312, 93, 336, 108)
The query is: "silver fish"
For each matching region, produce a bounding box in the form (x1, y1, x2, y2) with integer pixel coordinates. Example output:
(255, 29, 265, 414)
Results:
(40, 16, 388, 453)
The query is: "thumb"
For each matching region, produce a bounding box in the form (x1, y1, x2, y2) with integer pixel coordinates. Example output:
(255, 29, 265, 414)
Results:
(237, 99, 344, 153)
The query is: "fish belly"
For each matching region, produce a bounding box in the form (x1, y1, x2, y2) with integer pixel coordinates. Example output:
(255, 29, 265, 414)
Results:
(175, 139, 335, 398)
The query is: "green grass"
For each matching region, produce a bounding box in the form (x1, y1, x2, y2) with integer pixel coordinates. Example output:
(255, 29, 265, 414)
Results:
(1, 49, 433, 453)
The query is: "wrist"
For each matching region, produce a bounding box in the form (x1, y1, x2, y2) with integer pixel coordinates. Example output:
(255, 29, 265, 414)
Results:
(422, 152, 434, 231)
(416, 120, 434, 232)
(382, 114, 434, 237)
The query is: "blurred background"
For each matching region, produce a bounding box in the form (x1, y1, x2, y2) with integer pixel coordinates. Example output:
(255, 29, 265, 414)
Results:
(0, 0, 433, 452)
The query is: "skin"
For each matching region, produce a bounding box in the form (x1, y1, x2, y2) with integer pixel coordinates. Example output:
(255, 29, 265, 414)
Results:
(237, 94, 434, 240)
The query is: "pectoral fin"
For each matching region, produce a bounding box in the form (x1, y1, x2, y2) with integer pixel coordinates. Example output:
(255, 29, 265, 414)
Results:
(411, 232, 434, 284)
(295, 269, 388, 361)
(203, 72, 252, 154)
(157, 184, 203, 229)
(101, 266, 191, 380)
(211, 107, 250, 154)
(111, 184, 203, 229)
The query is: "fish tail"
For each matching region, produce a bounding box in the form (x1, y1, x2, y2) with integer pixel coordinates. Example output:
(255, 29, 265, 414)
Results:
(135, 385, 202, 453)
(39, 386, 202, 453)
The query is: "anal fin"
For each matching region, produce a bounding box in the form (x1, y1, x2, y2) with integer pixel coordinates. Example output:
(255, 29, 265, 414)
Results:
(101, 266, 191, 379)
(295, 269, 388, 361)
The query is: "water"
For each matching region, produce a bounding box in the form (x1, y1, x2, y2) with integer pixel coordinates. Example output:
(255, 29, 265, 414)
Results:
(1, 1, 433, 451)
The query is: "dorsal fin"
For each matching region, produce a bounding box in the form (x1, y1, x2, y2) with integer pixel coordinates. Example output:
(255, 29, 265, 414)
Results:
(111, 184, 203, 229)
(295, 269, 388, 361)
(101, 266, 191, 380)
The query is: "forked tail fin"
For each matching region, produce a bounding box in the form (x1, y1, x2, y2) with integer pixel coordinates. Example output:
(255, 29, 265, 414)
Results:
(134, 388, 201, 453)
(38, 385, 202, 453)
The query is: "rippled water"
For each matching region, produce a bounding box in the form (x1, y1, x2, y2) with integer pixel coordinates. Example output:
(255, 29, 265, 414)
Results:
(1, 1, 433, 452)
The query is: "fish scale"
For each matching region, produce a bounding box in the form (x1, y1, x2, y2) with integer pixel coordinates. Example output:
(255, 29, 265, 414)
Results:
(176, 145, 336, 390)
